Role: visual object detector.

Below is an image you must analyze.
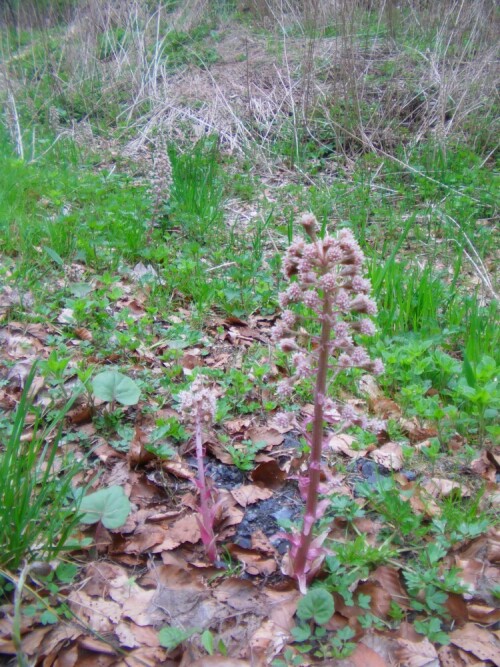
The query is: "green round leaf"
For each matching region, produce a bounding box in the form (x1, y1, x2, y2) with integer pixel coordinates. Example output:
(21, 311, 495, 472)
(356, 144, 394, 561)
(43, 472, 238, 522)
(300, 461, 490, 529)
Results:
(79, 486, 131, 529)
(297, 588, 335, 625)
(92, 370, 141, 406)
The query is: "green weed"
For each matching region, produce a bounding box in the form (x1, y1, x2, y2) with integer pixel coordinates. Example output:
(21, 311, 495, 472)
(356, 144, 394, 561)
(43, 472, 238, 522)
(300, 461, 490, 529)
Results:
(0, 364, 83, 572)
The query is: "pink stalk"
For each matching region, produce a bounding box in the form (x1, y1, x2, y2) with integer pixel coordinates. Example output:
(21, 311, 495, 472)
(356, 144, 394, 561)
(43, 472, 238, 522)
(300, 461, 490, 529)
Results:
(291, 294, 332, 591)
(194, 403, 217, 564)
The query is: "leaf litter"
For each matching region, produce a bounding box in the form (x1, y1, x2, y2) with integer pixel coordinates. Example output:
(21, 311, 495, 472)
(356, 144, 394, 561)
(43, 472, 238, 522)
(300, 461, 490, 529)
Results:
(1, 273, 500, 666)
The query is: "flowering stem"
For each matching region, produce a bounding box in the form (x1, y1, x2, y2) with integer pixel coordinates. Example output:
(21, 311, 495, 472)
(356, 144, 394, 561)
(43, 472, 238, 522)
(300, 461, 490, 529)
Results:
(195, 404, 217, 563)
(293, 295, 332, 584)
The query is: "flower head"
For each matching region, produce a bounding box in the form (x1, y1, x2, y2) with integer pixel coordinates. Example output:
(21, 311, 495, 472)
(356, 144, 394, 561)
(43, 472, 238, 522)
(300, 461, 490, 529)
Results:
(178, 375, 217, 423)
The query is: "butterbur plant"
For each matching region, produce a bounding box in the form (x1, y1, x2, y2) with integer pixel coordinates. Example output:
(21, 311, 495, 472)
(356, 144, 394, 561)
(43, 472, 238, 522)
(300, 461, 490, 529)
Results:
(178, 375, 219, 563)
(273, 213, 383, 592)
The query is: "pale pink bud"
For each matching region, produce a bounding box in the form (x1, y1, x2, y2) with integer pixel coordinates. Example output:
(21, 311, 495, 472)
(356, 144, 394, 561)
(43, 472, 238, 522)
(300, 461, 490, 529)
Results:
(282, 309, 297, 327)
(351, 319, 376, 336)
(338, 353, 352, 368)
(302, 290, 322, 311)
(277, 380, 293, 398)
(351, 346, 370, 367)
(335, 289, 351, 311)
(326, 245, 343, 263)
(319, 272, 338, 293)
(350, 295, 377, 314)
(370, 359, 384, 375)
(280, 338, 299, 352)
(351, 276, 371, 294)
(301, 213, 319, 239)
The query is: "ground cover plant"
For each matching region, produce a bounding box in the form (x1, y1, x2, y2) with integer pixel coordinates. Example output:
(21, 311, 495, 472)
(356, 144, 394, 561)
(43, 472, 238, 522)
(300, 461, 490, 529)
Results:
(0, 1, 499, 665)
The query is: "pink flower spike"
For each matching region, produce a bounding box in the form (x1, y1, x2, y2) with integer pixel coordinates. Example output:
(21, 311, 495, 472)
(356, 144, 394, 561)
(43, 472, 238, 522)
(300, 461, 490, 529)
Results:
(274, 213, 383, 592)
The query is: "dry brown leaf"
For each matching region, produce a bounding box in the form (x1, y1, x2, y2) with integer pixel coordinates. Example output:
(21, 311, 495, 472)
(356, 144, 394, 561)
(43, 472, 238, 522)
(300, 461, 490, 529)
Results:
(67, 405, 93, 425)
(370, 442, 404, 470)
(250, 460, 287, 489)
(487, 450, 500, 470)
(395, 637, 439, 667)
(207, 440, 235, 464)
(224, 417, 252, 434)
(251, 529, 278, 555)
(245, 425, 284, 448)
(231, 484, 274, 507)
(160, 457, 195, 480)
(400, 418, 438, 442)
(350, 641, 389, 667)
(486, 527, 500, 562)
(444, 593, 469, 624)
(78, 636, 118, 655)
(248, 618, 289, 660)
(127, 426, 155, 467)
(402, 482, 441, 517)
(359, 374, 383, 400)
(122, 525, 167, 554)
(51, 644, 79, 667)
(180, 353, 202, 370)
(369, 397, 402, 419)
(423, 478, 470, 498)
(371, 566, 411, 609)
(437, 645, 466, 667)
(450, 623, 500, 664)
(467, 604, 500, 624)
(69, 591, 122, 634)
(114, 621, 160, 649)
(328, 433, 367, 459)
(114, 646, 168, 667)
(470, 451, 497, 481)
(74, 327, 93, 341)
(153, 513, 201, 551)
(228, 545, 277, 575)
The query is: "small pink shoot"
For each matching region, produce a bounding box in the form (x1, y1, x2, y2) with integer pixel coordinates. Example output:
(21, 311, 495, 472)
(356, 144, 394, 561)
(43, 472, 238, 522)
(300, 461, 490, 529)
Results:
(178, 375, 219, 564)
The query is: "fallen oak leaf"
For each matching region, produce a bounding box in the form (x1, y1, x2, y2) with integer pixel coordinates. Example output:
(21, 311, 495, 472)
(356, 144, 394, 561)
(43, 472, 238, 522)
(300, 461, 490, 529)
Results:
(370, 441, 404, 470)
(251, 461, 287, 489)
(350, 641, 389, 667)
(328, 433, 367, 459)
(450, 623, 500, 664)
(227, 545, 277, 575)
(152, 513, 201, 551)
(395, 637, 439, 667)
(245, 425, 284, 448)
(231, 484, 274, 507)
(423, 478, 470, 498)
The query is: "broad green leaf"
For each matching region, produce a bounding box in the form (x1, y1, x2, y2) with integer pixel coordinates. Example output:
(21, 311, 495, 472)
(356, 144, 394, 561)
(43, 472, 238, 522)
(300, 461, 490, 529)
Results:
(291, 624, 311, 642)
(200, 630, 214, 655)
(296, 588, 335, 625)
(92, 370, 141, 406)
(43, 246, 64, 267)
(158, 626, 198, 650)
(40, 610, 58, 625)
(79, 486, 131, 529)
(462, 354, 476, 388)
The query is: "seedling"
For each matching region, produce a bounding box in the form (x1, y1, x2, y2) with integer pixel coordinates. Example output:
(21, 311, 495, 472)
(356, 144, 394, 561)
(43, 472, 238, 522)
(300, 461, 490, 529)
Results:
(225, 439, 267, 471)
(92, 370, 141, 411)
(291, 588, 356, 660)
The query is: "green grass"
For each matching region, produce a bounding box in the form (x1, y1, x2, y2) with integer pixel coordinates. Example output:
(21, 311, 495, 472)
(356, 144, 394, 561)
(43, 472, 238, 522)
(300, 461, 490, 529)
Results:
(0, 364, 83, 572)
(0, 124, 151, 275)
